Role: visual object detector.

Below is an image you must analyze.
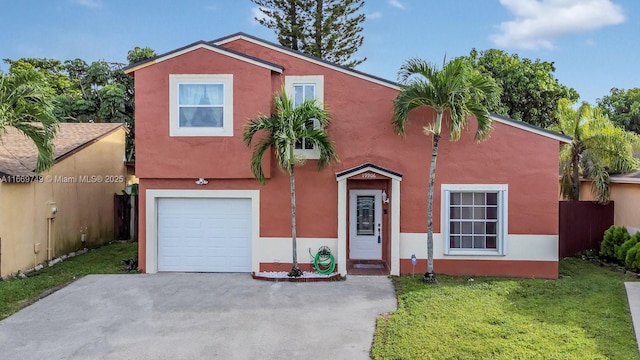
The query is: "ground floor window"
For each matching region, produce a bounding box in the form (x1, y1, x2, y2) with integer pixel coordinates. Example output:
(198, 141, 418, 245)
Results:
(442, 184, 507, 255)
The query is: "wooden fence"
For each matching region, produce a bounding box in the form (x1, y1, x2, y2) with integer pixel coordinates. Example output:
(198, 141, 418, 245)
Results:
(558, 201, 614, 257)
(114, 194, 138, 241)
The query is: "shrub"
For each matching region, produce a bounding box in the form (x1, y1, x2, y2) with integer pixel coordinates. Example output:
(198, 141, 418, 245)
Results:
(626, 241, 640, 271)
(617, 234, 640, 263)
(600, 225, 630, 261)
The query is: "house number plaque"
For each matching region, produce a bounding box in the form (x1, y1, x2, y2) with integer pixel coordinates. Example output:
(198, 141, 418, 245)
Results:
(361, 172, 377, 179)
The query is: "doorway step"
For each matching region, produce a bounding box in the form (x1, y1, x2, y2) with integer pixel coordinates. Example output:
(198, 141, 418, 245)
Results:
(348, 260, 389, 276)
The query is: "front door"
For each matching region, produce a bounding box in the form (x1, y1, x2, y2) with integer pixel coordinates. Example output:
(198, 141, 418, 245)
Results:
(349, 190, 382, 259)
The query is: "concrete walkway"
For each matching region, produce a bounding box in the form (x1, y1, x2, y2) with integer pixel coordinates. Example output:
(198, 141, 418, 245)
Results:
(0, 274, 397, 360)
(625, 282, 640, 352)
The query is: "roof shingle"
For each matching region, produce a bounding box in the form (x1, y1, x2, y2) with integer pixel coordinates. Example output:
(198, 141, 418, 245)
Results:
(0, 122, 124, 178)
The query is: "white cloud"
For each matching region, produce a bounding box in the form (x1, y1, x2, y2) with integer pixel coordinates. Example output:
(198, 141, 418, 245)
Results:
(368, 11, 383, 20)
(388, 0, 405, 9)
(72, 0, 102, 8)
(491, 0, 625, 50)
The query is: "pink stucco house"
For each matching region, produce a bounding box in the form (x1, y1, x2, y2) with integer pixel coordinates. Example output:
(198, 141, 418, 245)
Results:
(125, 33, 569, 278)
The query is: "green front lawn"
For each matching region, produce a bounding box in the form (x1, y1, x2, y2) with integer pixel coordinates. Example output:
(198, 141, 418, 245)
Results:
(0, 242, 137, 320)
(372, 258, 639, 359)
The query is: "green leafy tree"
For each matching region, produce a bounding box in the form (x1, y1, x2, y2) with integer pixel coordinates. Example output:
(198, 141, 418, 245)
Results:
(252, 0, 305, 50)
(392, 57, 500, 283)
(550, 99, 640, 203)
(3, 58, 76, 96)
(63, 58, 139, 160)
(0, 68, 58, 172)
(303, 0, 366, 67)
(244, 89, 338, 277)
(597, 88, 640, 134)
(462, 49, 578, 128)
(252, 0, 366, 67)
(127, 46, 157, 65)
(4, 47, 155, 162)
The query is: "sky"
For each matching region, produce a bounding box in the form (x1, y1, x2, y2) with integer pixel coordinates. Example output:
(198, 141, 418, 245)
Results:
(0, 0, 638, 105)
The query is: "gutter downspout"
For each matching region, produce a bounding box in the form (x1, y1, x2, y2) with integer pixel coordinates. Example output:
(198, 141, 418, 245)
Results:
(47, 218, 52, 261)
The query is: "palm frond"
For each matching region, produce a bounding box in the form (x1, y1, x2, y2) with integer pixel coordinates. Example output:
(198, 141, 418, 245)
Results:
(0, 68, 58, 172)
(393, 56, 498, 142)
(392, 82, 437, 135)
(397, 58, 436, 85)
(243, 88, 338, 181)
(249, 136, 275, 184)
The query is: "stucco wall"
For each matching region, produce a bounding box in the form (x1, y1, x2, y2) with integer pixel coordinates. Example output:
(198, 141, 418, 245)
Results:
(579, 180, 640, 232)
(134, 48, 273, 180)
(0, 128, 127, 277)
(134, 38, 561, 276)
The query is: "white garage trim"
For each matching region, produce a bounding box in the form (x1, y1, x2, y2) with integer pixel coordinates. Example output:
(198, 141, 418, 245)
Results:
(146, 189, 260, 273)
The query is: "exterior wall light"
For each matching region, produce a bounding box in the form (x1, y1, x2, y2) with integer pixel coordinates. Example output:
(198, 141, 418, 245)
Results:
(382, 190, 389, 204)
(195, 178, 208, 185)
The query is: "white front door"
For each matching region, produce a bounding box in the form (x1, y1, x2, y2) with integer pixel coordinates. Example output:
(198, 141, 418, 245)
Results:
(349, 190, 382, 259)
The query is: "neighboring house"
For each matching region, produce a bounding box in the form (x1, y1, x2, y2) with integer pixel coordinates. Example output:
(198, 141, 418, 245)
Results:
(0, 123, 127, 277)
(579, 170, 640, 234)
(125, 32, 569, 279)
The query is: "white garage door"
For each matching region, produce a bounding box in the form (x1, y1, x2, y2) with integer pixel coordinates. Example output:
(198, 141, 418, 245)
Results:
(157, 198, 252, 272)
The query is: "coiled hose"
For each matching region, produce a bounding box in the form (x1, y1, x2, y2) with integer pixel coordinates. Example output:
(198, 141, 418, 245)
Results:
(310, 246, 335, 275)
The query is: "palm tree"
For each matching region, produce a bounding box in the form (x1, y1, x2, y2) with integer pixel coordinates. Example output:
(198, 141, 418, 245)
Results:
(0, 68, 58, 172)
(550, 98, 640, 204)
(244, 88, 338, 277)
(392, 57, 500, 283)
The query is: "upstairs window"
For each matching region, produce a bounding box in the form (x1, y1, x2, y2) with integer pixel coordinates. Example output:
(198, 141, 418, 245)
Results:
(293, 83, 317, 150)
(285, 75, 324, 159)
(169, 74, 233, 137)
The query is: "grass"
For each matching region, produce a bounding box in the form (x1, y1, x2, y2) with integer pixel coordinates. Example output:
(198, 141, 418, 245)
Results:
(372, 258, 639, 360)
(0, 242, 137, 320)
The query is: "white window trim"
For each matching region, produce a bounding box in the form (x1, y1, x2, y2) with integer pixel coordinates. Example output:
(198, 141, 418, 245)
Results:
(169, 74, 233, 137)
(285, 75, 324, 160)
(441, 184, 508, 256)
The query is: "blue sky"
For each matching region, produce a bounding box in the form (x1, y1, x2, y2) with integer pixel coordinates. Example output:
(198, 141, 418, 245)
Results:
(0, 0, 637, 105)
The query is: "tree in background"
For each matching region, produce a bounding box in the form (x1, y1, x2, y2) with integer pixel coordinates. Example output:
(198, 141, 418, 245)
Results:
(252, 0, 366, 67)
(461, 49, 579, 128)
(549, 99, 640, 204)
(244, 89, 338, 277)
(597, 88, 640, 134)
(0, 67, 58, 172)
(303, 0, 366, 67)
(127, 46, 157, 65)
(3, 58, 76, 96)
(3, 46, 157, 161)
(392, 58, 500, 283)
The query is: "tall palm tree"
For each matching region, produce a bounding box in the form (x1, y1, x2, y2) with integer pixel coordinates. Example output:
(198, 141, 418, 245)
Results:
(0, 68, 58, 172)
(392, 57, 500, 283)
(550, 98, 640, 204)
(244, 88, 338, 277)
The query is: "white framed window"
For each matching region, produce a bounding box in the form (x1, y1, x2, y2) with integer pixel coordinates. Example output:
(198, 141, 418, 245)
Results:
(285, 75, 324, 159)
(169, 74, 233, 137)
(442, 184, 508, 256)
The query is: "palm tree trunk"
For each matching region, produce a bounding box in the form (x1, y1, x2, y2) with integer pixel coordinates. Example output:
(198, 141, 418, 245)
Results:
(571, 146, 580, 200)
(288, 165, 302, 277)
(424, 132, 440, 283)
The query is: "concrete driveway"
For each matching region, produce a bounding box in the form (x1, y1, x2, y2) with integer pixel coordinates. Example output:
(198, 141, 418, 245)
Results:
(0, 274, 396, 359)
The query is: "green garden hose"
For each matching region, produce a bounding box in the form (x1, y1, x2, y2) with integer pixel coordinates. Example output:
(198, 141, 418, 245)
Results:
(310, 246, 336, 275)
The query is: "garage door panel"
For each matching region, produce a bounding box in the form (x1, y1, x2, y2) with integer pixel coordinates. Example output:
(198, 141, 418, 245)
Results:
(157, 198, 252, 272)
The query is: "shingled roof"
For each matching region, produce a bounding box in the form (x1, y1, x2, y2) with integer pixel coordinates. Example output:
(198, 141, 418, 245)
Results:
(0, 122, 125, 180)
